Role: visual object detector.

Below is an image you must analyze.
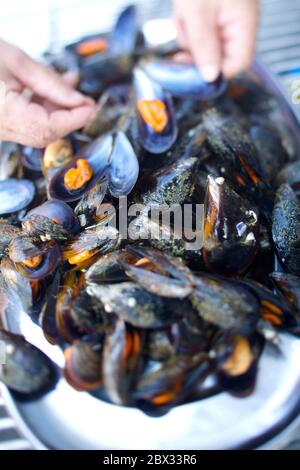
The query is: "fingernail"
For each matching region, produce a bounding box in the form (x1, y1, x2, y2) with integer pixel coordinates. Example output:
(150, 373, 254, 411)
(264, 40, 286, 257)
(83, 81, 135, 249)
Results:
(84, 96, 96, 106)
(70, 89, 86, 103)
(200, 65, 220, 83)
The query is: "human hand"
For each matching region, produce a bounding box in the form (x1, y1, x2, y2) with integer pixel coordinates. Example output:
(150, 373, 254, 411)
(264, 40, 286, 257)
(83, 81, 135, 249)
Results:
(0, 40, 96, 147)
(173, 0, 259, 81)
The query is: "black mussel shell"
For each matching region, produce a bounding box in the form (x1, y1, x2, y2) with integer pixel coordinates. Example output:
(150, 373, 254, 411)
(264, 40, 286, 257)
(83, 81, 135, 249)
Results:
(26, 200, 80, 234)
(215, 335, 261, 395)
(110, 5, 138, 54)
(0, 179, 35, 215)
(64, 334, 104, 391)
(272, 184, 300, 275)
(21, 147, 43, 172)
(87, 281, 184, 329)
(9, 237, 61, 280)
(0, 329, 57, 395)
(142, 58, 227, 100)
(134, 67, 178, 154)
(120, 245, 195, 298)
(102, 319, 144, 405)
(107, 131, 139, 197)
(203, 175, 259, 276)
(48, 133, 113, 202)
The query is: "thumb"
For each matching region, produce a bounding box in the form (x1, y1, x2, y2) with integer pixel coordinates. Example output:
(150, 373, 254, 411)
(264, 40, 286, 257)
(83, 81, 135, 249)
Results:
(185, 8, 221, 82)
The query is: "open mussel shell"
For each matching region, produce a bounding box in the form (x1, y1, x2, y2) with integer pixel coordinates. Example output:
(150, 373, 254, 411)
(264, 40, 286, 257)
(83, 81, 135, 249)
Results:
(0, 178, 35, 215)
(68, 5, 137, 59)
(0, 329, 57, 395)
(107, 131, 139, 197)
(9, 236, 61, 280)
(42, 139, 74, 181)
(110, 4, 138, 54)
(141, 58, 227, 100)
(25, 200, 80, 235)
(48, 133, 113, 202)
(133, 67, 178, 154)
(21, 147, 43, 172)
(0, 142, 22, 180)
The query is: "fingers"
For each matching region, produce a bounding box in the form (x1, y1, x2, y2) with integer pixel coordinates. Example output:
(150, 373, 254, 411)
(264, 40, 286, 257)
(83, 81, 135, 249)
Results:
(172, 0, 259, 80)
(0, 89, 96, 147)
(62, 71, 80, 88)
(185, 7, 221, 82)
(5, 45, 92, 108)
(222, 27, 256, 79)
(173, 1, 221, 81)
(173, 15, 189, 50)
(221, 4, 259, 79)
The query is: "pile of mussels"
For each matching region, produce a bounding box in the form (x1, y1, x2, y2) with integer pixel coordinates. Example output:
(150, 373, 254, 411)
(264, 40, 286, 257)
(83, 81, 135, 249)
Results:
(1, 6, 300, 416)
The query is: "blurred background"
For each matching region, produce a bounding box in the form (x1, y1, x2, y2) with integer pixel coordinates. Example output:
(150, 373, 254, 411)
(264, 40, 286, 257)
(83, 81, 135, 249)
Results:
(1, 0, 300, 450)
(0, 0, 171, 58)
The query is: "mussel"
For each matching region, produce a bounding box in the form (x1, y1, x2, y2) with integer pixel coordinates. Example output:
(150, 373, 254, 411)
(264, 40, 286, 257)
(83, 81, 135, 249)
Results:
(270, 272, 300, 324)
(107, 131, 139, 197)
(24, 200, 80, 240)
(120, 246, 195, 298)
(74, 183, 110, 227)
(83, 85, 130, 138)
(62, 223, 120, 270)
(1, 257, 32, 312)
(201, 109, 272, 219)
(49, 134, 113, 202)
(64, 334, 104, 391)
(214, 335, 261, 394)
(190, 274, 259, 335)
(8, 236, 60, 280)
(272, 184, 300, 275)
(275, 160, 300, 194)
(141, 58, 227, 100)
(0, 329, 57, 394)
(134, 351, 211, 411)
(0, 179, 35, 215)
(56, 271, 114, 340)
(87, 281, 186, 329)
(21, 147, 43, 172)
(85, 250, 126, 284)
(42, 139, 73, 180)
(0, 142, 22, 179)
(73, 6, 138, 97)
(133, 67, 178, 153)
(0, 222, 21, 258)
(203, 175, 259, 276)
(102, 319, 144, 405)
